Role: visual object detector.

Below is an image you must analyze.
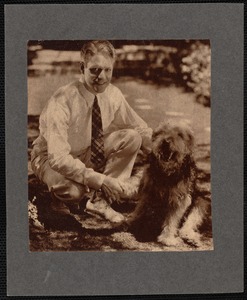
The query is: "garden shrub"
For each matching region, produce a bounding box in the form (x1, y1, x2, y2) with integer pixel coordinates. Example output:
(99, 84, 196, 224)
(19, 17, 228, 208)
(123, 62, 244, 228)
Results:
(180, 41, 211, 107)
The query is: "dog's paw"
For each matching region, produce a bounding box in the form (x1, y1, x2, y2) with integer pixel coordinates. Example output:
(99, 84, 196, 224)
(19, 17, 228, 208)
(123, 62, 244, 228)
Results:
(179, 228, 202, 247)
(157, 234, 183, 246)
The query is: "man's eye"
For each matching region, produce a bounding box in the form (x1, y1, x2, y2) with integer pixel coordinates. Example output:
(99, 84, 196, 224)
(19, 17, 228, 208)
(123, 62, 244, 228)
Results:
(89, 68, 99, 74)
(105, 68, 111, 72)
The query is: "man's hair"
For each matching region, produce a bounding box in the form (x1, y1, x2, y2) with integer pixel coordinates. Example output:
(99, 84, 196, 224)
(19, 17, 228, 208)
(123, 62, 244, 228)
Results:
(80, 40, 116, 66)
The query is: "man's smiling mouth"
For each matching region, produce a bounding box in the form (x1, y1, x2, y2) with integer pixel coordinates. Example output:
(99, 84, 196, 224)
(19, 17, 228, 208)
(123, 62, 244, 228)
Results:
(95, 82, 107, 85)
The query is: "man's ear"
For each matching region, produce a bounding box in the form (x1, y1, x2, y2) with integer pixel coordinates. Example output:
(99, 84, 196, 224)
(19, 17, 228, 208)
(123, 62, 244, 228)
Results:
(80, 62, 84, 73)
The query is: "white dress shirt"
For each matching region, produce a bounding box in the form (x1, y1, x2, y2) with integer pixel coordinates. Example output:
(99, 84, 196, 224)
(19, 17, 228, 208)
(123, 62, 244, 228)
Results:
(32, 79, 152, 189)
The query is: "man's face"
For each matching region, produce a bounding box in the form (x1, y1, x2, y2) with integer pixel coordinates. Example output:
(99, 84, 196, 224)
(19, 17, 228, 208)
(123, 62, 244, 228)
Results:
(83, 53, 114, 94)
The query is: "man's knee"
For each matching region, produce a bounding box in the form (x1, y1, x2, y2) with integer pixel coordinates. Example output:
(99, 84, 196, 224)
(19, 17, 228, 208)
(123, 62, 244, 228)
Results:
(122, 129, 142, 154)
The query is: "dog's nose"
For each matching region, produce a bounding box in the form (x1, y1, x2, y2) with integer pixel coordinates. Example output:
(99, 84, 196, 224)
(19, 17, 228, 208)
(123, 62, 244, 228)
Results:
(161, 140, 170, 151)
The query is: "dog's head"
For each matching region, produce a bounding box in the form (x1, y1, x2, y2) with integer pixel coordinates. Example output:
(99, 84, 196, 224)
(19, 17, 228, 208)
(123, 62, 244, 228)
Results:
(149, 120, 195, 176)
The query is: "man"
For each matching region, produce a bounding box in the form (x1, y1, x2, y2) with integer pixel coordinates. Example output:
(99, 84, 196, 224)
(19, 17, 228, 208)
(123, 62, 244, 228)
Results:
(31, 40, 152, 229)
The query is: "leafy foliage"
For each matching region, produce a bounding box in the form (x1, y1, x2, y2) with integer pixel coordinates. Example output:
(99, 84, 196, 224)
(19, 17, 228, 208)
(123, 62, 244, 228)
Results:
(180, 42, 211, 106)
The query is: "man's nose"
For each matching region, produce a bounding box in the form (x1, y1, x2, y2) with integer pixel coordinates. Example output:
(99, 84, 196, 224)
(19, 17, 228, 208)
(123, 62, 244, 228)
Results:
(97, 69, 107, 80)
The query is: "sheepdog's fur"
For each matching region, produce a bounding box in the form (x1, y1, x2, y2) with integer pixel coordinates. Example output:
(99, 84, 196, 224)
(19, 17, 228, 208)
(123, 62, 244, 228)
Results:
(121, 120, 211, 247)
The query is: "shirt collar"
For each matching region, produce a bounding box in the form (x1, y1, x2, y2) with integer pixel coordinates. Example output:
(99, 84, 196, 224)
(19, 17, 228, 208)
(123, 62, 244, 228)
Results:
(78, 77, 96, 106)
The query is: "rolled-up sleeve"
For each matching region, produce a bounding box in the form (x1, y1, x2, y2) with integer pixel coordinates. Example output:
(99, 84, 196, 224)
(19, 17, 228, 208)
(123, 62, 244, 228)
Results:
(46, 98, 105, 190)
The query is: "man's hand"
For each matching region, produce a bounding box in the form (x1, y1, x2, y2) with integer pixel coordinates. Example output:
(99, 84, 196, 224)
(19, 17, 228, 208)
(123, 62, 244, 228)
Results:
(101, 176, 124, 204)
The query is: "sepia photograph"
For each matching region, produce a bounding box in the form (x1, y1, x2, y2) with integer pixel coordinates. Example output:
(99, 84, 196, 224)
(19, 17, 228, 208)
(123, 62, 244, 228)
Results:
(28, 39, 213, 252)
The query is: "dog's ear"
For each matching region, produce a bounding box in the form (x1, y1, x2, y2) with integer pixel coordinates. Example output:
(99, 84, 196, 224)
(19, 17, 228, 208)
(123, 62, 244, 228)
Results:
(178, 125, 194, 154)
(147, 152, 155, 164)
(182, 155, 196, 179)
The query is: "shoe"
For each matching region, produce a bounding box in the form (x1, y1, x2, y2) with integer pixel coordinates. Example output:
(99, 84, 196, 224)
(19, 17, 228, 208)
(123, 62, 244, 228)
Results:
(85, 194, 125, 223)
(50, 191, 89, 215)
(67, 197, 88, 215)
(50, 193, 71, 215)
(43, 210, 83, 232)
(43, 194, 83, 232)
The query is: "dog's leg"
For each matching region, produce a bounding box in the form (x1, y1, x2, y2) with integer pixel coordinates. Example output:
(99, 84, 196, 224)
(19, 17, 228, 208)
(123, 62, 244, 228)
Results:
(179, 202, 205, 247)
(158, 195, 192, 246)
(158, 216, 183, 246)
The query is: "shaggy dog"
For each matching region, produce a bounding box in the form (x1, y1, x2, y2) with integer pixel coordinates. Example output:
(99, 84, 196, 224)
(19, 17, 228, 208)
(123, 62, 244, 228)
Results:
(119, 120, 210, 246)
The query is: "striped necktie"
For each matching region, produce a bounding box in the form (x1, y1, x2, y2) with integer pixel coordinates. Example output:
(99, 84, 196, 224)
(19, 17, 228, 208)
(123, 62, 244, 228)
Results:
(90, 96, 105, 170)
